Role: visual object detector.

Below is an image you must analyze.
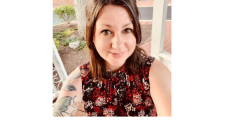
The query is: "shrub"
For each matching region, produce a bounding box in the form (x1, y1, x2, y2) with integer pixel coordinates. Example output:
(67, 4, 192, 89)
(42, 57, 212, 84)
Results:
(77, 36, 84, 40)
(53, 5, 76, 24)
(63, 29, 75, 37)
(62, 37, 78, 46)
(59, 28, 68, 32)
(76, 41, 88, 52)
(53, 28, 76, 44)
(53, 31, 65, 41)
(53, 38, 60, 51)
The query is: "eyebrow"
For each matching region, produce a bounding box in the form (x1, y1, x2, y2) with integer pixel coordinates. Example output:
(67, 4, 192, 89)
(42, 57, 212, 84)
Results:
(98, 22, 132, 28)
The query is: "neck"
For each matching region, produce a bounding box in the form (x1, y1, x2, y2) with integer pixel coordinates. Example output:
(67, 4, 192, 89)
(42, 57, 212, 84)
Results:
(105, 62, 123, 73)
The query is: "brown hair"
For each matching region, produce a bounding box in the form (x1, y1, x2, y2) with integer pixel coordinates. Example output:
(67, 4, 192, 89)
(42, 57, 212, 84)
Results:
(86, 0, 147, 80)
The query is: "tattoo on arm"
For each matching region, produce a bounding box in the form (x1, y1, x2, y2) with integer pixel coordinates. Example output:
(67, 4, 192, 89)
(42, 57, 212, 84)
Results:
(53, 95, 81, 117)
(53, 71, 82, 117)
(62, 72, 81, 91)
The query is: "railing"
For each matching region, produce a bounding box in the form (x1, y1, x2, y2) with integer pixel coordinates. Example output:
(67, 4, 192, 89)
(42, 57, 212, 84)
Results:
(53, 41, 67, 100)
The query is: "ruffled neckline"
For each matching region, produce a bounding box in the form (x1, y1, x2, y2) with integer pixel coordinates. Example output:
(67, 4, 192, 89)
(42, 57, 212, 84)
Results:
(106, 64, 125, 77)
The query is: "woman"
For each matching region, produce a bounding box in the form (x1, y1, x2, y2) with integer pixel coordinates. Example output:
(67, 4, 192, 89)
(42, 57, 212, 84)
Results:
(53, 0, 171, 117)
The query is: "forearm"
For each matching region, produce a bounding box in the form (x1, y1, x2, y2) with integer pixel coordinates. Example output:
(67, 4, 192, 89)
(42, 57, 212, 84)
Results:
(53, 68, 83, 117)
(53, 92, 81, 117)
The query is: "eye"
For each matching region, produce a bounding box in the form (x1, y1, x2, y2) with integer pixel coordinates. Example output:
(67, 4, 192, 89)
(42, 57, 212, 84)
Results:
(101, 30, 111, 35)
(124, 28, 132, 33)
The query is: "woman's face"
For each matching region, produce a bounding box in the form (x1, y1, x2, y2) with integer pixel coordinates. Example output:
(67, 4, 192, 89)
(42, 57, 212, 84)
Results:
(93, 4, 136, 72)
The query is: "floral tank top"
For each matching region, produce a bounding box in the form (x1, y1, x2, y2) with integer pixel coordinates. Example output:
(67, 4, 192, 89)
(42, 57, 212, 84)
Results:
(80, 56, 157, 116)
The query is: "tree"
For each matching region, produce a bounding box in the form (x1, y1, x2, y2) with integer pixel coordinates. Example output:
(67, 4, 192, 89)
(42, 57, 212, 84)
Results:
(54, 5, 76, 26)
(73, 0, 87, 39)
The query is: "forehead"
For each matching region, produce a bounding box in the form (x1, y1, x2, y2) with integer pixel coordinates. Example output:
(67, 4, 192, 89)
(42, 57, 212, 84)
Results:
(96, 4, 133, 27)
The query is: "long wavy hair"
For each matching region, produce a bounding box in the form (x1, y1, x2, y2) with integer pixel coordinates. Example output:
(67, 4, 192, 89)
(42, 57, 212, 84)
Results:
(85, 0, 147, 81)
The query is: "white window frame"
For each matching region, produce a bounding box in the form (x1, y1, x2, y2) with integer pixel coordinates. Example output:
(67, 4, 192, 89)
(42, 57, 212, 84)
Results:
(151, 0, 171, 71)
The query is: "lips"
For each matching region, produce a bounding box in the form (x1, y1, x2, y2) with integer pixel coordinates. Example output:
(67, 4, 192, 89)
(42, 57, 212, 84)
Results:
(110, 51, 125, 58)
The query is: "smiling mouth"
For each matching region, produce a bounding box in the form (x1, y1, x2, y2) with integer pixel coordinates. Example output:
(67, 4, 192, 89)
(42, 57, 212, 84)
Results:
(109, 51, 125, 58)
(112, 52, 121, 55)
(110, 51, 124, 54)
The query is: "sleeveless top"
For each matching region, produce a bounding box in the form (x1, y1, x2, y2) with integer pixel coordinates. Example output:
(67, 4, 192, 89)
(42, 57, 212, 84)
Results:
(80, 56, 157, 117)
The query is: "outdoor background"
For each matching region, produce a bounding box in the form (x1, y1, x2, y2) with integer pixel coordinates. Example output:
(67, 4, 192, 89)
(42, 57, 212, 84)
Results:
(53, 0, 171, 116)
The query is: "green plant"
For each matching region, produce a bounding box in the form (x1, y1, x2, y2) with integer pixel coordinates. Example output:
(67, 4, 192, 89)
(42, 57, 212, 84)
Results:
(53, 31, 65, 41)
(76, 41, 88, 52)
(53, 38, 60, 51)
(62, 37, 78, 46)
(77, 36, 84, 40)
(59, 28, 68, 32)
(75, 26, 78, 30)
(53, 5, 76, 24)
(53, 29, 75, 39)
(63, 29, 75, 37)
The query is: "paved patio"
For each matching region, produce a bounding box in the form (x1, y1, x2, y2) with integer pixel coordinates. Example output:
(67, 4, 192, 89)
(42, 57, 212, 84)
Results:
(139, 21, 171, 54)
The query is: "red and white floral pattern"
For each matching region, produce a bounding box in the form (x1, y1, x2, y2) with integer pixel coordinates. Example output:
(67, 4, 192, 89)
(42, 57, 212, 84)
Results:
(133, 94, 142, 106)
(95, 96, 106, 106)
(80, 56, 157, 116)
(138, 110, 145, 117)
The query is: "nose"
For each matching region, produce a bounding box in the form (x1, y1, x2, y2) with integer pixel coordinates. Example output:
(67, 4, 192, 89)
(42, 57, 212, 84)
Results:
(111, 33, 124, 50)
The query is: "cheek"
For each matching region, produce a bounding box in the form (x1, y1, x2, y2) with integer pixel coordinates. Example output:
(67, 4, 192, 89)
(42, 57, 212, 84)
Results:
(94, 37, 110, 56)
(126, 36, 136, 50)
(95, 38, 110, 50)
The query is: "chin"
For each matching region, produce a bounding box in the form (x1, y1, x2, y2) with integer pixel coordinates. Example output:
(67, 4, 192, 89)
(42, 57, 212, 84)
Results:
(108, 59, 125, 67)
(105, 56, 127, 69)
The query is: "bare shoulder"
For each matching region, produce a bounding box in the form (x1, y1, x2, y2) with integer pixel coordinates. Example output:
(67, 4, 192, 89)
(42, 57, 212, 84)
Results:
(61, 66, 82, 91)
(149, 59, 171, 116)
(150, 59, 171, 77)
(72, 66, 81, 73)
(149, 58, 171, 89)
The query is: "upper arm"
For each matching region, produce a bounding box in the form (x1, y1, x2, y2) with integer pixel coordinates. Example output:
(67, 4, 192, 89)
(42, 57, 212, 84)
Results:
(53, 66, 83, 117)
(149, 59, 171, 116)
